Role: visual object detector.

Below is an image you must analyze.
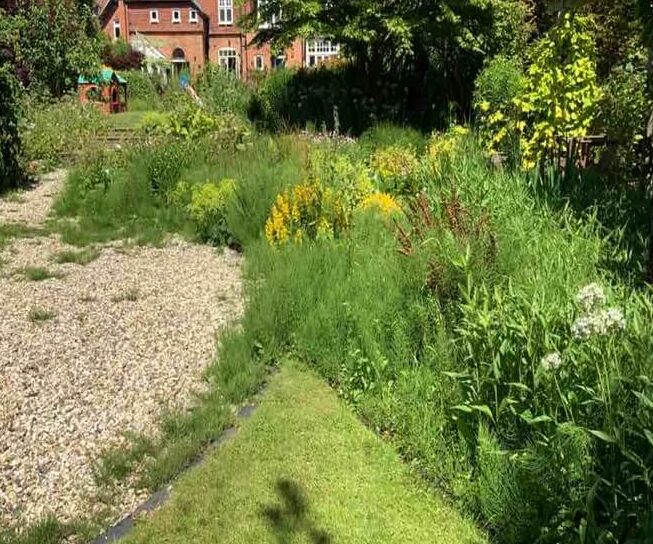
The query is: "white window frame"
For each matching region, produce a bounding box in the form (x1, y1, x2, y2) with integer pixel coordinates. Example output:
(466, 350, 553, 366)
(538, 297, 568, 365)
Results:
(218, 0, 233, 25)
(272, 55, 286, 69)
(254, 55, 264, 71)
(306, 38, 340, 66)
(172, 9, 181, 23)
(113, 19, 121, 39)
(149, 10, 159, 23)
(257, 0, 280, 29)
(218, 47, 238, 74)
(189, 9, 198, 23)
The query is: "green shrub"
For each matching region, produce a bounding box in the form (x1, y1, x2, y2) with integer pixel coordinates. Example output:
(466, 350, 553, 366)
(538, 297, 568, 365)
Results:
(358, 124, 427, 157)
(121, 70, 160, 111)
(21, 96, 107, 170)
(186, 178, 237, 246)
(473, 56, 525, 159)
(0, 64, 22, 191)
(195, 64, 252, 117)
(599, 49, 651, 174)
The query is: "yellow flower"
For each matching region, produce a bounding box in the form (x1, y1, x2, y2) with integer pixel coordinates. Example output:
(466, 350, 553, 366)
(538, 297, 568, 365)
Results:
(360, 192, 403, 216)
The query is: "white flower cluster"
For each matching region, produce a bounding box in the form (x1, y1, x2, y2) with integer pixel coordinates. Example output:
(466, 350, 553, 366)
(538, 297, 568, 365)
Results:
(571, 284, 625, 340)
(541, 352, 563, 371)
(575, 283, 606, 312)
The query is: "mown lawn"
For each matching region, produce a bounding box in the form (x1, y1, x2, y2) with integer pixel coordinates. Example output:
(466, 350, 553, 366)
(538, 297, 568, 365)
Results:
(123, 362, 485, 544)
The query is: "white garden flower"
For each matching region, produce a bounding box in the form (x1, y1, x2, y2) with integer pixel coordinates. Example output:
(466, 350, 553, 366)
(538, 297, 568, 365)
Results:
(572, 308, 625, 340)
(541, 352, 563, 371)
(575, 283, 606, 312)
(600, 307, 626, 334)
(572, 315, 596, 340)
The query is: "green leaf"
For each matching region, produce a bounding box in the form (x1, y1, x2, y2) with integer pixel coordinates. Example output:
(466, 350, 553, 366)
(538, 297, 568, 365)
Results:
(643, 429, 653, 447)
(588, 429, 616, 444)
(470, 404, 494, 421)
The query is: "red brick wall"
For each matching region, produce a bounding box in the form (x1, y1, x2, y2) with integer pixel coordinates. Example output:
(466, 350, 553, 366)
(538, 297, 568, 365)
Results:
(99, 0, 306, 77)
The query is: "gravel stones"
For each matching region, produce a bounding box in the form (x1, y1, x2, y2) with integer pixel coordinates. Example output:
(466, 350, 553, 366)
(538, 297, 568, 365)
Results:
(0, 175, 243, 528)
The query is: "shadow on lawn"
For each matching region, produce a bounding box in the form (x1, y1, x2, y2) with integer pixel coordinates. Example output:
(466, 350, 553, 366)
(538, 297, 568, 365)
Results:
(261, 478, 332, 544)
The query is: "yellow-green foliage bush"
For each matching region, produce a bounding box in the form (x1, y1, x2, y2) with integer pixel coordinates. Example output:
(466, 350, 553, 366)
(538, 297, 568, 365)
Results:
(474, 57, 526, 158)
(516, 14, 602, 169)
(369, 145, 419, 194)
(307, 148, 375, 208)
(186, 178, 237, 245)
(475, 14, 603, 170)
(425, 126, 470, 174)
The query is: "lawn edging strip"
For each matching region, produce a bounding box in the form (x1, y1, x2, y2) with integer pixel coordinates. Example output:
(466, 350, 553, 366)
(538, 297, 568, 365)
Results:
(91, 402, 261, 544)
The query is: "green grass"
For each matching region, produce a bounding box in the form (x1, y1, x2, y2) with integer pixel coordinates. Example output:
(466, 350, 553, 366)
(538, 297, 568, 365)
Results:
(107, 111, 150, 130)
(15, 266, 62, 281)
(52, 248, 100, 265)
(28, 307, 56, 323)
(0, 223, 48, 249)
(111, 288, 140, 303)
(123, 362, 485, 544)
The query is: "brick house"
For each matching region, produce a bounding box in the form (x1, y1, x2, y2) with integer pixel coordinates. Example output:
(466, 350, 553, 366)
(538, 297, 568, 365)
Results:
(96, 0, 340, 79)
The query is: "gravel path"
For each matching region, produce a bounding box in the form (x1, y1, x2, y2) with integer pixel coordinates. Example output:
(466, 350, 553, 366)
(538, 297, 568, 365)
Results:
(0, 170, 66, 225)
(0, 174, 243, 527)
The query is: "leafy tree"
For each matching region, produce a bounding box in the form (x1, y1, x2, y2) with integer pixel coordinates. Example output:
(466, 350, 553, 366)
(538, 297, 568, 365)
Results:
(2, 0, 100, 96)
(244, 0, 534, 112)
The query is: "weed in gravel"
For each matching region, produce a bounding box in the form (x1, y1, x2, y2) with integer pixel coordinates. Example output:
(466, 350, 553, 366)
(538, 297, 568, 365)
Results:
(16, 267, 63, 282)
(0, 517, 72, 544)
(0, 223, 48, 249)
(112, 288, 139, 303)
(94, 433, 157, 487)
(53, 248, 100, 265)
(2, 190, 26, 203)
(28, 307, 57, 323)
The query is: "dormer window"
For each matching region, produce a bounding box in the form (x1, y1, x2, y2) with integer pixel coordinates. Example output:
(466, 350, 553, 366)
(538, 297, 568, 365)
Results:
(219, 0, 233, 25)
(149, 10, 159, 23)
(189, 9, 198, 23)
(172, 9, 181, 23)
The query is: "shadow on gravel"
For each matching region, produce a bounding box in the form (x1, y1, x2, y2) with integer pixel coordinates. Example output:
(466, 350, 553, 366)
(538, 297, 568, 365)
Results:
(262, 478, 332, 544)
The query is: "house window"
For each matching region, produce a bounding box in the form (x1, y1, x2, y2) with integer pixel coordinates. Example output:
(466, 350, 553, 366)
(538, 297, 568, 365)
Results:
(189, 9, 198, 23)
(272, 55, 285, 69)
(258, 0, 280, 28)
(172, 9, 181, 23)
(219, 0, 233, 25)
(113, 19, 121, 39)
(254, 55, 264, 71)
(149, 10, 159, 23)
(219, 48, 238, 74)
(306, 39, 340, 66)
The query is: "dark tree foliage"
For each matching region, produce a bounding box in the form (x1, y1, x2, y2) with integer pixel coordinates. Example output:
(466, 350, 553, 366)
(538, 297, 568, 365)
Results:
(0, 50, 22, 190)
(101, 39, 144, 71)
(244, 0, 533, 131)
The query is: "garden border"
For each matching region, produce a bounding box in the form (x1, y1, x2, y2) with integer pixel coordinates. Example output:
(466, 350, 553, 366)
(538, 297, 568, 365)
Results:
(91, 402, 262, 544)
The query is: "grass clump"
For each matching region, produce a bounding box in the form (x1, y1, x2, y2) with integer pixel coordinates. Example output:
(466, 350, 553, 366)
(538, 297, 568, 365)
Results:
(0, 223, 48, 249)
(52, 248, 100, 265)
(16, 266, 62, 281)
(111, 288, 139, 303)
(28, 307, 56, 323)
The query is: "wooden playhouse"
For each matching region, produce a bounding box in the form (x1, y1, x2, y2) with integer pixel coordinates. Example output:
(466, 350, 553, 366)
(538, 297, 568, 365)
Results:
(78, 68, 128, 114)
